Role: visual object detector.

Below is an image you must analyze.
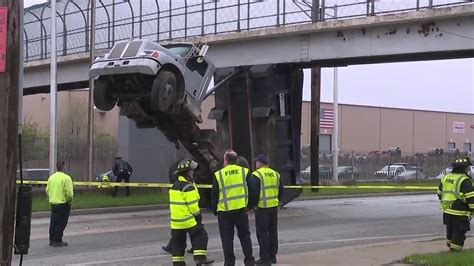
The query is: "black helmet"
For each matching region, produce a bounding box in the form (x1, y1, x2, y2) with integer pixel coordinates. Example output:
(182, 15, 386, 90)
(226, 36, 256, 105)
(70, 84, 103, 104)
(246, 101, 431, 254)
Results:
(173, 159, 198, 175)
(451, 157, 472, 168)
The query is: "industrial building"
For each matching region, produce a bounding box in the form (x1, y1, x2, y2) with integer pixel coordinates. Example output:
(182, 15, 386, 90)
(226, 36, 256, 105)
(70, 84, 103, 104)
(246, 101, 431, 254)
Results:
(22, 90, 474, 181)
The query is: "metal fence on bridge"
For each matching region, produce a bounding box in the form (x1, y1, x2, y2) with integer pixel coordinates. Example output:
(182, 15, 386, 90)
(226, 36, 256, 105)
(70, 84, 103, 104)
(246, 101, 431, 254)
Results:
(24, 0, 472, 62)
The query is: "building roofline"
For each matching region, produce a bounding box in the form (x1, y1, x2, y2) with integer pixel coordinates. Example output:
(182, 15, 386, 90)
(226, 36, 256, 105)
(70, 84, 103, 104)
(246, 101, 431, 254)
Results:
(304, 100, 474, 116)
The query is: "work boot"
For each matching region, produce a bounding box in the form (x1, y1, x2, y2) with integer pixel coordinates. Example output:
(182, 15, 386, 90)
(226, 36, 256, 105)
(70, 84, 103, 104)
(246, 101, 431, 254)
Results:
(162, 245, 171, 253)
(53, 241, 68, 247)
(255, 258, 271, 265)
(195, 256, 214, 265)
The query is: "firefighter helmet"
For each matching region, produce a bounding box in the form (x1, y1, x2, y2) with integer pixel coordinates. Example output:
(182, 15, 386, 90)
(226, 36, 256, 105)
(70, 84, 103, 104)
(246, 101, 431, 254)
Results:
(451, 157, 472, 168)
(173, 159, 198, 174)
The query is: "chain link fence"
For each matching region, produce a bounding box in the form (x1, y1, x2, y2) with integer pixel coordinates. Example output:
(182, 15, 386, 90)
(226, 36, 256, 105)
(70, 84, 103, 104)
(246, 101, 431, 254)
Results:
(300, 146, 471, 183)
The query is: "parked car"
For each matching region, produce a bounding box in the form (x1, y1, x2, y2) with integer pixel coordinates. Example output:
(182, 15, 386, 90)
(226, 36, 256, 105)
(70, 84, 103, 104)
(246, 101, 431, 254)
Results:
(337, 166, 361, 179)
(395, 170, 426, 179)
(435, 166, 474, 179)
(300, 165, 333, 183)
(96, 170, 117, 182)
(374, 165, 406, 177)
(319, 165, 333, 179)
(17, 168, 50, 186)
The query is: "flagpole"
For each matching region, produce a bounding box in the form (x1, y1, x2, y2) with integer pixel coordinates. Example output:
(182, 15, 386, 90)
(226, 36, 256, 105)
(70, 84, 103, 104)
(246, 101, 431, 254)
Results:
(332, 67, 339, 182)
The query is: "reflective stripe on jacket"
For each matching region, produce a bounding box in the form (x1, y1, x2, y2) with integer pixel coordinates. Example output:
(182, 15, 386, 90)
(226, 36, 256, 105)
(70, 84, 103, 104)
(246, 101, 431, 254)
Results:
(215, 164, 249, 212)
(46, 171, 74, 204)
(169, 176, 200, 229)
(439, 173, 470, 217)
(253, 167, 280, 208)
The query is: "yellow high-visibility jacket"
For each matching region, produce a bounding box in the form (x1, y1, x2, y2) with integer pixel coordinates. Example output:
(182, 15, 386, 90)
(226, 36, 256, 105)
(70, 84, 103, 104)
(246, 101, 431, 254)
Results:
(169, 176, 201, 229)
(46, 171, 74, 204)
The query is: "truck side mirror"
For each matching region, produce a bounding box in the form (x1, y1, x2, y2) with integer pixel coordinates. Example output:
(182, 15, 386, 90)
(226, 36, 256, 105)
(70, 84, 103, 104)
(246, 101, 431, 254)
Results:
(199, 44, 209, 57)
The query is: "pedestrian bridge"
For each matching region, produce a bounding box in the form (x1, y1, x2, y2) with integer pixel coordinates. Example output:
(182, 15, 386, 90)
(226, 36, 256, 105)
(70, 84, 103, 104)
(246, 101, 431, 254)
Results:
(23, 1, 474, 94)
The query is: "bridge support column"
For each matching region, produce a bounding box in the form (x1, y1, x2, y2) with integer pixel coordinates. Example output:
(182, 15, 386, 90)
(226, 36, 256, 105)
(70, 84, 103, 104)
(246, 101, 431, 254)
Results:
(212, 64, 304, 204)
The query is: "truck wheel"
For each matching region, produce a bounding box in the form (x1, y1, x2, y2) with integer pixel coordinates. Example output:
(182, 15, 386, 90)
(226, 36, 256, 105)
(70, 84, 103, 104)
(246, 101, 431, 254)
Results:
(94, 79, 117, 111)
(151, 70, 178, 112)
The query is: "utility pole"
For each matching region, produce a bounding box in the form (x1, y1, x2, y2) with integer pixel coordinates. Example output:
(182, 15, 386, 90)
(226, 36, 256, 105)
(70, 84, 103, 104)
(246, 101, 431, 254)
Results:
(50, 0, 57, 175)
(332, 67, 339, 182)
(310, 0, 321, 191)
(0, 0, 21, 265)
(87, 0, 96, 182)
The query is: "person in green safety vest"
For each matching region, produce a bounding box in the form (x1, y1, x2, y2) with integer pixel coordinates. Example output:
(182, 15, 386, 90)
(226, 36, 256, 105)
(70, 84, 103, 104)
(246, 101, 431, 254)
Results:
(46, 161, 74, 247)
(252, 154, 284, 265)
(211, 149, 258, 266)
(168, 159, 214, 265)
(437, 156, 474, 252)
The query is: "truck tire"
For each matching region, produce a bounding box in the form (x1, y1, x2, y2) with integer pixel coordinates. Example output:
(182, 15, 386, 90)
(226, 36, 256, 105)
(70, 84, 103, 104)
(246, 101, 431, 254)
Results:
(94, 79, 117, 111)
(151, 70, 178, 112)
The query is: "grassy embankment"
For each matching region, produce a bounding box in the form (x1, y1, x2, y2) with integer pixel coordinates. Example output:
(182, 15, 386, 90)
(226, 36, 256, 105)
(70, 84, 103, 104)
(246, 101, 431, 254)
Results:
(403, 249, 474, 266)
(31, 180, 439, 212)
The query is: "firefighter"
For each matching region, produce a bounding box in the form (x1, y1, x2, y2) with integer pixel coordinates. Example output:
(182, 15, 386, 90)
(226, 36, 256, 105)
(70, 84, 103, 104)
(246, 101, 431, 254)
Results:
(211, 150, 258, 266)
(112, 156, 133, 197)
(168, 159, 214, 265)
(438, 157, 474, 252)
(46, 161, 74, 247)
(252, 154, 284, 265)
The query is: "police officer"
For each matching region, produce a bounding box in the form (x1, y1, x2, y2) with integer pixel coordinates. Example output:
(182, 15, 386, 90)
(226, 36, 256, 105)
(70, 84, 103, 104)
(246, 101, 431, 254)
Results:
(169, 159, 214, 265)
(46, 161, 74, 247)
(438, 157, 474, 252)
(211, 150, 258, 266)
(112, 156, 133, 197)
(252, 154, 284, 265)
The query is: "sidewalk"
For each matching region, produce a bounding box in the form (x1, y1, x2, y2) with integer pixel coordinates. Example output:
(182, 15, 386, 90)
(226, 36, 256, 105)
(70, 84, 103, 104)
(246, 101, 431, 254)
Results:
(276, 236, 473, 266)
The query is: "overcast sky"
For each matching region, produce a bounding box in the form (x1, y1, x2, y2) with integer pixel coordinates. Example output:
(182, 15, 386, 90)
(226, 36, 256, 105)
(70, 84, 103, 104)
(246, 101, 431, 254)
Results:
(24, 0, 474, 114)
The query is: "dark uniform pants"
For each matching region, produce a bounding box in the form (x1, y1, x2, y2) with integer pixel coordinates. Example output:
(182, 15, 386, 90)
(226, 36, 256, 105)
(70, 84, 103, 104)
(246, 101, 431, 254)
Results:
(255, 207, 278, 261)
(444, 213, 470, 250)
(49, 203, 71, 243)
(218, 211, 254, 266)
(113, 171, 130, 197)
(170, 224, 208, 265)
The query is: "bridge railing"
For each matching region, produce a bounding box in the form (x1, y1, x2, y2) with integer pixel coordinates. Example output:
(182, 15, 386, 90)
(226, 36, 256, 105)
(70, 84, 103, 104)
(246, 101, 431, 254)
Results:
(23, 0, 472, 62)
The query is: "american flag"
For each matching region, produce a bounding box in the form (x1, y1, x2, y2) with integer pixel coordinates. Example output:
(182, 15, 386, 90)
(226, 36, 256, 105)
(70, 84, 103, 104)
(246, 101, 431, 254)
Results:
(320, 109, 334, 129)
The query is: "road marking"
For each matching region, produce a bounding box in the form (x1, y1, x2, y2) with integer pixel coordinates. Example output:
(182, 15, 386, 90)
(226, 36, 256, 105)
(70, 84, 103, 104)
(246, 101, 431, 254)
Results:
(67, 233, 440, 265)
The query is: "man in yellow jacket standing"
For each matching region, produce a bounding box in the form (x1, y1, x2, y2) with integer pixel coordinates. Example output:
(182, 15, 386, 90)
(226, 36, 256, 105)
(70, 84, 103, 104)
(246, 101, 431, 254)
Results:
(252, 154, 284, 265)
(46, 161, 74, 247)
(168, 159, 214, 265)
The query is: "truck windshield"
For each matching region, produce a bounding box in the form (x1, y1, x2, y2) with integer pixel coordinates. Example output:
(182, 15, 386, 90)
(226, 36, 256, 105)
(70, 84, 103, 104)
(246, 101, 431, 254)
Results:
(164, 45, 192, 57)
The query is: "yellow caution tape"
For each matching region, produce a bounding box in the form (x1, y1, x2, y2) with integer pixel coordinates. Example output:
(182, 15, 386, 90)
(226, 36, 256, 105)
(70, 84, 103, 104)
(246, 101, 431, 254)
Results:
(16, 180, 436, 190)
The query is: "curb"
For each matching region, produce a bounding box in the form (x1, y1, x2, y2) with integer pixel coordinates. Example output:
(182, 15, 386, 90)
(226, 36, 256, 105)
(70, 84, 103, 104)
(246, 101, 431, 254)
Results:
(296, 190, 433, 201)
(32, 204, 169, 219)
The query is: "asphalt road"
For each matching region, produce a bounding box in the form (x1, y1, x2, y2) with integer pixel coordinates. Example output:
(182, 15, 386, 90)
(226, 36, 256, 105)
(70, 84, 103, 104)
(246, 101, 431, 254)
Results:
(12, 194, 444, 265)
